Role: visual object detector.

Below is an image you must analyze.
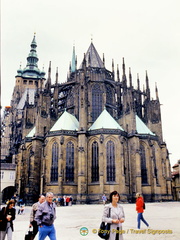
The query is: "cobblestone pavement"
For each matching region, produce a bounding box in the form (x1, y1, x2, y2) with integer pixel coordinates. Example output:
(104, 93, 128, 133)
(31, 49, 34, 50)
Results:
(2, 201, 180, 240)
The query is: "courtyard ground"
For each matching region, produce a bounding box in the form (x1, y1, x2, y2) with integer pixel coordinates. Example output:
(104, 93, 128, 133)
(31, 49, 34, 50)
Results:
(2, 201, 180, 240)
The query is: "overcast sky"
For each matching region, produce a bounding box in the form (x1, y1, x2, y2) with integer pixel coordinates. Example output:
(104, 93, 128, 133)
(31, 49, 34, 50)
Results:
(1, 0, 180, 167)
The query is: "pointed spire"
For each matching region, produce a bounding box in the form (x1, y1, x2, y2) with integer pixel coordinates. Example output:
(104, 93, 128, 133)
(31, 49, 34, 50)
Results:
(71, 44, 76, 72)
(117, 64, 120, 82)
(137, 73, 140, 90)
(112, 59, 114, 75)
(48, 61, 51, 80)
(19, 33, 43, 78)
(122, 58, 127, 86)
(145, 70, 150, 98)
(79, 42, 104, 69)
(129, 68, 132, 87)
(155, 82, 159, 100)
(27, 34, 38, 67)
(45, 61, 51, 90)
(55, 67, 58, 85)
(82, 53, 87, 70)
(103, 53, 105, 67)
(122, 57, 126, 76)
(146, 70, 149, 89)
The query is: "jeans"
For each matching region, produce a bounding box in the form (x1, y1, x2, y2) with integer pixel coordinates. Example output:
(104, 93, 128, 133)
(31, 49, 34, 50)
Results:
(38, 224, 56, 240)
(137, 212, 149, 229)
(0, 223, 13, 240)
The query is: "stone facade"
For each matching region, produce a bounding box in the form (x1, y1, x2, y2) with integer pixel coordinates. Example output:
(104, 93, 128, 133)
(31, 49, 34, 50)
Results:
(1, 35, 172, 204)
(172, 161, 180, 201)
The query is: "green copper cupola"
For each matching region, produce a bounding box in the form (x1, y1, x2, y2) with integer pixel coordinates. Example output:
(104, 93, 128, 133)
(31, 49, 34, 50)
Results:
(26, 34, 39, 68)
(16, 34, 45, 79)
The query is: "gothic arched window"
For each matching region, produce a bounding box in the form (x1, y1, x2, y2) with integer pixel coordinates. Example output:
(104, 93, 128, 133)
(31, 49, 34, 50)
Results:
(91, 141, 99, 182)
(106, 140, 115, 182)
(66, 141, 74, 182)
(152, 146, 158, 184)
(51, 142, 59, 182)
(92, 84, 102, 121)
(140, 144, 148, 184)
(122, 142, 129, 185)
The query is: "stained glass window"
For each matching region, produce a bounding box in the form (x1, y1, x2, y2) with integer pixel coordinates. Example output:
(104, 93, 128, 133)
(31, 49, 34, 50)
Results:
(106, 140, 115, 182)
(152, 146, 159, 184)
(51, 142, 59, 182)
(91, 141, 99, 182)
(92, 84, 102, 121)
(66, 141, 74, 182)
(140, 144, 148, 184)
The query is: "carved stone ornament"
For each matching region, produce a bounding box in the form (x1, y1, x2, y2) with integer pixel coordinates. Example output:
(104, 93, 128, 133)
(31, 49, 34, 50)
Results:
(100, 134, 104, 144)
(78, 146, 84, 152)
(60, 136, 64, 145)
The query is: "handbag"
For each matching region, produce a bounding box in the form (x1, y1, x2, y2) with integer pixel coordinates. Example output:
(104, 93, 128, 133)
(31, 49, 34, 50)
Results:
(24, 227, 33, 240)
(98, 207, 111, 239)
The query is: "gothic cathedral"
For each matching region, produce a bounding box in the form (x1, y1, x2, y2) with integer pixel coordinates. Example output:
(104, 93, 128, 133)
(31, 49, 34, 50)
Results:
(2, 35, 172, 204)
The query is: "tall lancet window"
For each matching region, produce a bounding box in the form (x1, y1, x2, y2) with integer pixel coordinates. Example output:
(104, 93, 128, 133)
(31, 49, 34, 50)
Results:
(122, 142, 129, 185)
(140, 144, 148, 184)
(51, 142, 59, 182)
(152, 146, 159, 184)
(92, 84, 102, 121)
(66, 141, 74, 182)
(91, 141, 99, 182)
(106, 140, 115, 182)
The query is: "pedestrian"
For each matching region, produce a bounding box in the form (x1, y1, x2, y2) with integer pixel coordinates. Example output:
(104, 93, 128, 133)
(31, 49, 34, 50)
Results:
(63, 195, 66, 206)
(66, 196, 70, 206)
(60, 196, 64, 206)
(101, 190, 125, 240)
(69, 196, 73, 206)
(35, 192, 57, 240)
(29, 194, 45, 239)
(0, 200, 16, 240)
(102, 194, 107, 205)
(135, 192, 149, 229)
(11, 194, 17, 205)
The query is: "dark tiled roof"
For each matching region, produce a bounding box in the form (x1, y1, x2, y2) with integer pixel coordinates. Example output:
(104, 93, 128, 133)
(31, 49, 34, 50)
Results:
(80, 42, 104, 69)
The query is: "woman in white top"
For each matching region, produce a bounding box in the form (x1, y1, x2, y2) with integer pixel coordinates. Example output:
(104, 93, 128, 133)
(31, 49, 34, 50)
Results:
(102, 191, 125, 240)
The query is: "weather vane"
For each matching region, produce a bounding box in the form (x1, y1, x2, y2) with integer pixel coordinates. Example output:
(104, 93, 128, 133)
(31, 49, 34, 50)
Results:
(91, 34, 93, 43)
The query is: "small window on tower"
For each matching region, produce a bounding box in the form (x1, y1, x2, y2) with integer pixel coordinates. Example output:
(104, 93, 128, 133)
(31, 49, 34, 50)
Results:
(29, 80, 33, 85)
(23, 80, 27, 84)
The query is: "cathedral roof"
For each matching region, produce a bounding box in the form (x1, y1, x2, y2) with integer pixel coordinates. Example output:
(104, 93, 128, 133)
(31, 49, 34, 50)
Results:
(50, 110, 79, 131)
(136, 115, 155, 135)
(26, 126, 36, 138)
(17, 89, 36, 109)
(89, 109, 124, 131)
(79, 42, 104, 69)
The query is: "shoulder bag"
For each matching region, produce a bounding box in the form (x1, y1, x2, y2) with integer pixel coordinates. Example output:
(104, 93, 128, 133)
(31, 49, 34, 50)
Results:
(98, 207, 111, 239)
